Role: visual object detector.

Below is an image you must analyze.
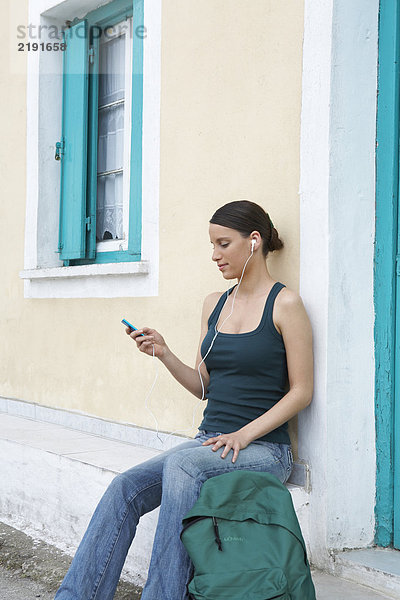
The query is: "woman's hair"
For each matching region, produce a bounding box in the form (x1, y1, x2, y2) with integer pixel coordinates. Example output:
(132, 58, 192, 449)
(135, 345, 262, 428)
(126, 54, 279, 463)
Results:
(210, 200, 284, 257)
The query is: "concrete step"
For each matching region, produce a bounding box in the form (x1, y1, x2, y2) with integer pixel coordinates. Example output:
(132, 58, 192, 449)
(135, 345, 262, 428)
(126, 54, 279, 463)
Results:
(0, 412, 163, 587)
(312, 570, 394, 599)
(331, 548, 400, 599)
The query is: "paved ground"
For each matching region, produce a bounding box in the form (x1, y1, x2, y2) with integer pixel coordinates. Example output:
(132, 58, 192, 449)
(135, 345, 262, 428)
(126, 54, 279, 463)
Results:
(0, 564, 54, 600)
(0, 521, 395, 600)
(0, 521, 141, 599)
(0, 564, 394, 600)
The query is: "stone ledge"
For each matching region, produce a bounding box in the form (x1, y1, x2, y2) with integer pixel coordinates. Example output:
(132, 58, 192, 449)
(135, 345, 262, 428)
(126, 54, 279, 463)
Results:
(0, 396, 311, 485)
(0, 411, 311, 584)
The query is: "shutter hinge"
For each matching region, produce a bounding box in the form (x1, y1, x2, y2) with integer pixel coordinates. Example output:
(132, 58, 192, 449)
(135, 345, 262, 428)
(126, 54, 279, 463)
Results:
(55, 138, 65, 161)
(86, 217, 92, 231)
(89, 47, 95, 64)
(396, 255, 400, 276)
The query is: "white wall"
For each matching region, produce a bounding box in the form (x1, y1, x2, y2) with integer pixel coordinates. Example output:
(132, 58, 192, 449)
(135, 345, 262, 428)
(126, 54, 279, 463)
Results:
(299, 0, 379, 568)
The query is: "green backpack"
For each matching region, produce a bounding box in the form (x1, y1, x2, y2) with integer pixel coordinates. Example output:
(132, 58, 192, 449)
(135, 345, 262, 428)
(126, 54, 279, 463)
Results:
(181, 470, 316, 600)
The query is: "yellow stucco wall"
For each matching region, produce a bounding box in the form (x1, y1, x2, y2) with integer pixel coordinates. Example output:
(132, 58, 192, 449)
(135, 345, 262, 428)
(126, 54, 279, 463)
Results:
(1, 0, 304, 444)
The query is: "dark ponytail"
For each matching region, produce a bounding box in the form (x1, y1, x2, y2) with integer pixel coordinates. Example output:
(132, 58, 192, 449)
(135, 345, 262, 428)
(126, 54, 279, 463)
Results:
(210, 200, 283, 257)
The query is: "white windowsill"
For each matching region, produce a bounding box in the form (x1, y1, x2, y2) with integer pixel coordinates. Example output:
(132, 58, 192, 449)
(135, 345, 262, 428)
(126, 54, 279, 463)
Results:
(19, 261, 150, 280)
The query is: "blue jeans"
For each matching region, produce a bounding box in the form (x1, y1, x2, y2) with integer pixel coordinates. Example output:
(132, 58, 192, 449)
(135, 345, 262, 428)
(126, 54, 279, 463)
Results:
(54, 431, 293, 600)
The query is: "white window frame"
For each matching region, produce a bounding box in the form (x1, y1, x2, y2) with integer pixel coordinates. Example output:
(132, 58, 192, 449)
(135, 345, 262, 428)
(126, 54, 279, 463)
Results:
(20, 0, 161, 298)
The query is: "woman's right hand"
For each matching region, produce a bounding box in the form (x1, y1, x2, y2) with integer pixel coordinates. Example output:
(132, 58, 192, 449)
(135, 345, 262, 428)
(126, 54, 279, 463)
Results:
(125, 326, 168, 359)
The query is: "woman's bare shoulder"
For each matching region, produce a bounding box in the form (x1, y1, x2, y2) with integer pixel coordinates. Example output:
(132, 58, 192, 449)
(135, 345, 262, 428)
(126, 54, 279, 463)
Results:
(276, 285, 303, 306)
(201, 291, 226, 321)
(274, 285, 311, 332)
(203, 290, 225, 309)
(205, 290, 226, 302)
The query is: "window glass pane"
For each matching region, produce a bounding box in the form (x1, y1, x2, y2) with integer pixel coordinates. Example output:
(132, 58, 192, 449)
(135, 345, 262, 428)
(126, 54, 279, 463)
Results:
(96, 31, 125, 242)
(98, 34, 125, 103)
(96, 173, 123, 241)
(97, 103, 124, 174)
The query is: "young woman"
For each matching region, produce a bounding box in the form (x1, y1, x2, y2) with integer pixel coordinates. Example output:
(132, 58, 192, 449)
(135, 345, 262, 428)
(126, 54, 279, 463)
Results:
(55, 200, 313, 600)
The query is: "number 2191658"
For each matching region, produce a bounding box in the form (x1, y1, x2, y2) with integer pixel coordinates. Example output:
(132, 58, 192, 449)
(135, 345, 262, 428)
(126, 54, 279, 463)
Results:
(17, 42, 66, 51)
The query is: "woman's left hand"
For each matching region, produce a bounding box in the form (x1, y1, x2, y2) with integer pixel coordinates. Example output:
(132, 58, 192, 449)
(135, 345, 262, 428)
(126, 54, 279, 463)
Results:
(202, 430, 251, 463)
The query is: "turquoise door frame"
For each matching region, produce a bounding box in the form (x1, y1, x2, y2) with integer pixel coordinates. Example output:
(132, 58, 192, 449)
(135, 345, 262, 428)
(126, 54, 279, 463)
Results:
(375, 0, 400, 548)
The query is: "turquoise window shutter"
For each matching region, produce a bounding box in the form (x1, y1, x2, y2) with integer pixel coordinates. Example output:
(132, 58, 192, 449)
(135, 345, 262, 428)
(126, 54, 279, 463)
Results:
(58, 20, 89, 261)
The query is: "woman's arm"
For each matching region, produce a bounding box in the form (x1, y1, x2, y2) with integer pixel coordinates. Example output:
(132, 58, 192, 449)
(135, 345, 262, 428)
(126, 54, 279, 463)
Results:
(128, 292, 221, 399)
(203, 289, 314, 462)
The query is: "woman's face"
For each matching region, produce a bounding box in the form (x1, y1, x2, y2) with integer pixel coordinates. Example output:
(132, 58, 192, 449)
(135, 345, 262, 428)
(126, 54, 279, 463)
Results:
(209, 223, 253, 280)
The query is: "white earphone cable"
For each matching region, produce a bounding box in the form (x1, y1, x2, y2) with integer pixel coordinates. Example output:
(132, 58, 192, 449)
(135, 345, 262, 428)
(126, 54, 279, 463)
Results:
(144, 343, 163, 444)
(146, 243, 255, 445)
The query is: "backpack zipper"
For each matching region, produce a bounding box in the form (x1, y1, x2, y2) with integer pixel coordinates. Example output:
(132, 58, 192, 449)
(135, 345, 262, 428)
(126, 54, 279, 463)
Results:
(181, 516, 223, 552)
(180, 516, 209, 536)
(212, 516, 223, 551)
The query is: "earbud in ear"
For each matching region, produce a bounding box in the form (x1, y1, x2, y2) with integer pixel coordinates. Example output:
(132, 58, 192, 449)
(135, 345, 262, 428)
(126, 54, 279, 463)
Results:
(251, 239, 256, 251)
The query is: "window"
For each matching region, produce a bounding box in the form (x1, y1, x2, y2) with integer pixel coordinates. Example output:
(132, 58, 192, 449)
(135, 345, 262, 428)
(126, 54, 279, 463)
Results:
(21, 0, 160, 298)
(56, 0, 143, 266)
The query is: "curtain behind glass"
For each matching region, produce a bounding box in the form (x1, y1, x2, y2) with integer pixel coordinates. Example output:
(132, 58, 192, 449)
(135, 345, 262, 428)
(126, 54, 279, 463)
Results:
(96, 33, 125, 243)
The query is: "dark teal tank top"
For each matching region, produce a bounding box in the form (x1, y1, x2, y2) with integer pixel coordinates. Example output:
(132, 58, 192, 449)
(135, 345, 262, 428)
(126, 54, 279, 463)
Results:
(199, 282, 290, 444)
